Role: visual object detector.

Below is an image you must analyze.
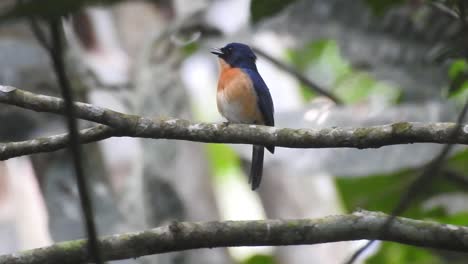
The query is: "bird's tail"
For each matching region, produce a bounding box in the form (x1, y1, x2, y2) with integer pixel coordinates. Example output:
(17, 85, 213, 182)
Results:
(249, 145, 264, 190)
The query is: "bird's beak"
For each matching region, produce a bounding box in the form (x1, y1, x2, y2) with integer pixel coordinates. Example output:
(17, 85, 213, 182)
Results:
(210, 48, 224, 56)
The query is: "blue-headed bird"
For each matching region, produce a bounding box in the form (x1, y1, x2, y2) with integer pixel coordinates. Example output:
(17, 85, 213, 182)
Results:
(211, 43, 275, 190)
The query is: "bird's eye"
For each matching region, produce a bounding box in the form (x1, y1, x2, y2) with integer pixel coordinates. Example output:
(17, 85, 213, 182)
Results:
(227, 47, 233, 53)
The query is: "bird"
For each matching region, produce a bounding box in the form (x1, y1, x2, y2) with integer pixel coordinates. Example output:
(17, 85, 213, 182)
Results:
(211, 42, 274, 190)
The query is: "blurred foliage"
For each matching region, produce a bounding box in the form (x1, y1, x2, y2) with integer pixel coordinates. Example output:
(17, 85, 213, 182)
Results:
(447, 149, 468, 174)
(182, 42, 200, 57)
(447, 59, 468, 102)
(206, 144, 241, 180)
(0, 0, 122, 20)
(336, 168, 463, 216)
(367, 243, 443, 264)
(250, 0, 298, 23)
(448, 60, 468, 80)
(363, 0, 406, 15)
(287, 40, 401, 104)
(243, 254, 277, 264)
(336, 150, 468, 263)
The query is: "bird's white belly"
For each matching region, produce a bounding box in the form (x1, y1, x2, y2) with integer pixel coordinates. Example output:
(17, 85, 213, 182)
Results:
(217, 91, 248, 123)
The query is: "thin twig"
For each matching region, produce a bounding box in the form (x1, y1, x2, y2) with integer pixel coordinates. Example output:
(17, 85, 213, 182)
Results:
(458, 0, 467, 27)
(429, 1, 460, 19)
(27, 16, 53, 53)
(345, 99, 468, 264)
(444, 169, 468, 191)
(16, 0, 53, 53)
(47, 19, 103, 264)
(251, 46, 343, 104)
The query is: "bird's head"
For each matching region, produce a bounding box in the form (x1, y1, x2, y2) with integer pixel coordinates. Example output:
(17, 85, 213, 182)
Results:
(211, 42, 257, 69)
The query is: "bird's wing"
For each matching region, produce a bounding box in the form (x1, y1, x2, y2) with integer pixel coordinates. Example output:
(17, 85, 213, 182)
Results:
(242, 68, 274, 127)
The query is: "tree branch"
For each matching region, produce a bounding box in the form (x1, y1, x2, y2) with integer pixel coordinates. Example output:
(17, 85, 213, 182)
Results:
(0, 210, 467, 264)
(0, 125, 116, 160)
(46, 19, 103, 264)
(0, 86, 468, 161)
(345, 99, 468, 264)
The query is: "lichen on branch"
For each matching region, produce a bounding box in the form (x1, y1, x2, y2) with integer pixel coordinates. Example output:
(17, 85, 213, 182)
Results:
(0, 210, 468, 264)
(0, 86, 467, 161)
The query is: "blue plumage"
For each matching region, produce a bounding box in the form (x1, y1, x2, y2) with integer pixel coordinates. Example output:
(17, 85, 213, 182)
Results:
(242, 68, 274, 127)
(211, 42, 275, 190)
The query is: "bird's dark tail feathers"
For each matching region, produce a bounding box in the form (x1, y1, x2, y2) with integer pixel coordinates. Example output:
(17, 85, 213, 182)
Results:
(249, 145, 264, 190)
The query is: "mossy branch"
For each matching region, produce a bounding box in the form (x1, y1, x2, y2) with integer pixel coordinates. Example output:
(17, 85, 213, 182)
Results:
(1, 85, 468, 160)
(1, 210, 468, 264)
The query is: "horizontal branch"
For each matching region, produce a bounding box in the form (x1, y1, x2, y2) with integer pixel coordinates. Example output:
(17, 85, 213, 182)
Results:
(1, 210, 468, 264)
(0, 86, 468, 161)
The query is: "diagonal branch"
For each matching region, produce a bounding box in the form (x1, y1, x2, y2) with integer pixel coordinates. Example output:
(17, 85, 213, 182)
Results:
(345, 99, 468, 264)
(46, 19, 103, 264)
(251, 46, 343, 104)
(0, 210, 468, 264)
(0, 86, 140, 130)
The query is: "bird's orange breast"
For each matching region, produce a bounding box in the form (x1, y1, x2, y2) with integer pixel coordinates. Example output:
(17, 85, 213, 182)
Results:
(216, 59, 264, 124)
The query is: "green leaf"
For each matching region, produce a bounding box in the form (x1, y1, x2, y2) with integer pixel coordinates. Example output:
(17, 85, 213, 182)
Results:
(449, 59, 468, 79)
(243, 254, 276, 264)
(364, 0, 406, 15)
(447, 59, 468, 99)
(250, 0, 298, 23)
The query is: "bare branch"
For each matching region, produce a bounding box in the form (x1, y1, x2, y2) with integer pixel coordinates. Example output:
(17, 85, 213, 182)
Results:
(1, 119, 467, 161)
(0, 125, 116, 160)
(0, 86, 468, 161)
(0, 210, 467, 264)
(30, 17, 103, 263)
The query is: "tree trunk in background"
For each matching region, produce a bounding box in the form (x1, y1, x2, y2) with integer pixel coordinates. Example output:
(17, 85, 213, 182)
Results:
(114, 2, 230, 263)
(0, 18, 125, 261)
(132, 26, 231, 264)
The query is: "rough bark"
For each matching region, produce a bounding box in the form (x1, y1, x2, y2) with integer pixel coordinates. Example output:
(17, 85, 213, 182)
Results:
(0, 86, 467, 160)
(1, 210, 468, 264)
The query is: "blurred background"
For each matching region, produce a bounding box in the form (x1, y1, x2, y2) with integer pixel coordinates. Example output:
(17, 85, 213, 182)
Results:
(0, 0, 468, 263)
